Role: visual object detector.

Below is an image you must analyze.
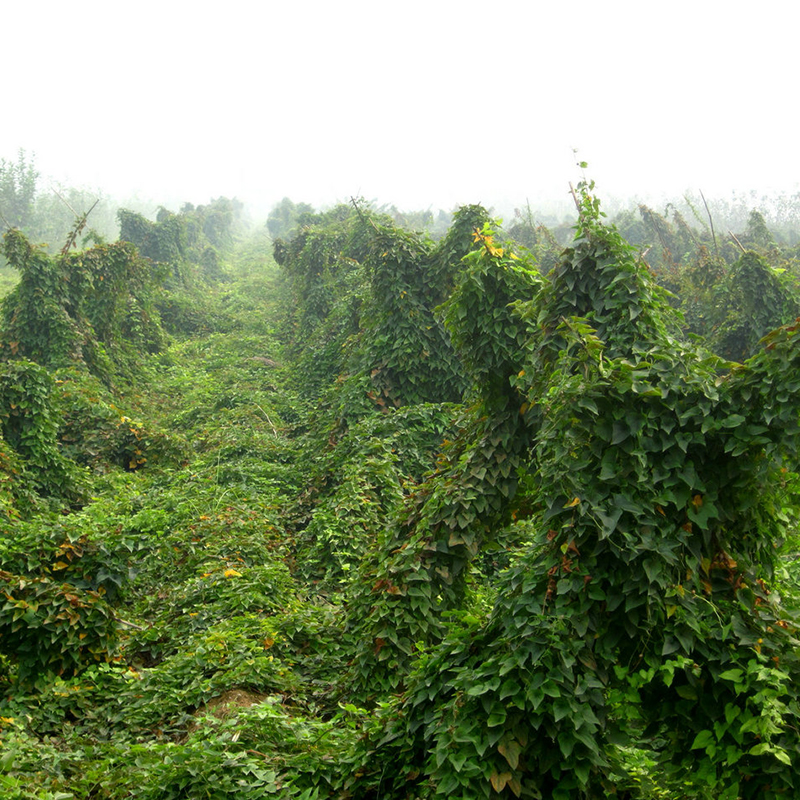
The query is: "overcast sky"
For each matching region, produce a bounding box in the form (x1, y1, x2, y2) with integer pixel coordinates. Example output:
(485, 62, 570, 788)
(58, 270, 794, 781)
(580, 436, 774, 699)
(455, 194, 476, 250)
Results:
(1, 0, 796, 218)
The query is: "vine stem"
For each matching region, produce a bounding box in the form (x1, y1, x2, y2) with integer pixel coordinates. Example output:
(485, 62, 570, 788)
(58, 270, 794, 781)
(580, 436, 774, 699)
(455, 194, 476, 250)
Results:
(253, 401, 279, 435)
(699, 190, 718, 259)
(729, 230, 747, 253)
(568, 182, 581, 213)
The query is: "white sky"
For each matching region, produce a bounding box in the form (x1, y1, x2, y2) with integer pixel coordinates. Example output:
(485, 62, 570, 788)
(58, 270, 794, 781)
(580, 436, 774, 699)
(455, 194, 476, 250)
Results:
(1, 0, 797, 218)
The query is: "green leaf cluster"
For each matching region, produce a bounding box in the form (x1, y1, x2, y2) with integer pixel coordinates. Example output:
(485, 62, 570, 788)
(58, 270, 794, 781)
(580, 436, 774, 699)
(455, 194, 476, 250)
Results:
(345, 181, 800, 798)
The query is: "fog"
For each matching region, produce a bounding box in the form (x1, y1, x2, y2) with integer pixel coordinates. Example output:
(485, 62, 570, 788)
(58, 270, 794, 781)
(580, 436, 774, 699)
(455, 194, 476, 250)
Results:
(2, 0, 797, 220)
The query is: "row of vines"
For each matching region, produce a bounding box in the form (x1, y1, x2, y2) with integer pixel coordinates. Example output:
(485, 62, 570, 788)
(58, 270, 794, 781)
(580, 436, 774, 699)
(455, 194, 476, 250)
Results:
(0, 177, 799, 798)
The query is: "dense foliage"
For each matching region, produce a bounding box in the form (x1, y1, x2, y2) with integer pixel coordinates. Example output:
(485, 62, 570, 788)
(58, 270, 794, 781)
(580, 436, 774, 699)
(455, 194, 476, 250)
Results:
(341, 184, 800, 799)
(2, 174, 800, 800)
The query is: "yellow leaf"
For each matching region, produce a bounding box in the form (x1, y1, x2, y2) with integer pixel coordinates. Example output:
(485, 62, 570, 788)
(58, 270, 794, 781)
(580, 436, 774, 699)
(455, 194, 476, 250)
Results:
(498, 739, 522, 770)
(223, 569, 242, 578)
(490, 772, 512, 793)
(52, 561, 69, 571)
(564, 497, 581, 508)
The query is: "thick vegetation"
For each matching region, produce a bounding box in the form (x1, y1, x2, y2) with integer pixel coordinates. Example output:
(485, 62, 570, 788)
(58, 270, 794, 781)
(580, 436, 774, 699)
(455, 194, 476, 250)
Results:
(1, 174, 800, 800)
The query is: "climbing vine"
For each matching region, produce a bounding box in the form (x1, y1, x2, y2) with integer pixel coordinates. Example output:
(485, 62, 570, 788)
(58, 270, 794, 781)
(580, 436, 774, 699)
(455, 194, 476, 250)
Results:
(1, 229, 166, 380)
(3, 179, 800, 800)
(345, 181, 800, 798)
(343, 221, 542, 700)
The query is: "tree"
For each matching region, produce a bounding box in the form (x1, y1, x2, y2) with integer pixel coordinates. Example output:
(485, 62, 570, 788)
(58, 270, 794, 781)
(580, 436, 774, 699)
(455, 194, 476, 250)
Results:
(266, 197, 315, 240)
(0, 149, 38, 231)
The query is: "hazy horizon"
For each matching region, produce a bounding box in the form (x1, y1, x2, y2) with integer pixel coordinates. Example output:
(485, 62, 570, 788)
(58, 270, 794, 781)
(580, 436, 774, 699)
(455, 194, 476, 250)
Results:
(2, 1, 797, 225)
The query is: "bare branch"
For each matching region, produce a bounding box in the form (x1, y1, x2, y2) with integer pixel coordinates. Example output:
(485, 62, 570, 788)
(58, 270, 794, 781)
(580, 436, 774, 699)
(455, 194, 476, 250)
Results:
(60, 199, 99, 255)
(699, 190, 718, 259)
(729, 230, 747, 254)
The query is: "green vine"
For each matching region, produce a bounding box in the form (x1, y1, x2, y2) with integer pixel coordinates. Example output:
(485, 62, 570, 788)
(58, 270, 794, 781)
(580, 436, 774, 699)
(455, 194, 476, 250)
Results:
(346, 180, 800, 798)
